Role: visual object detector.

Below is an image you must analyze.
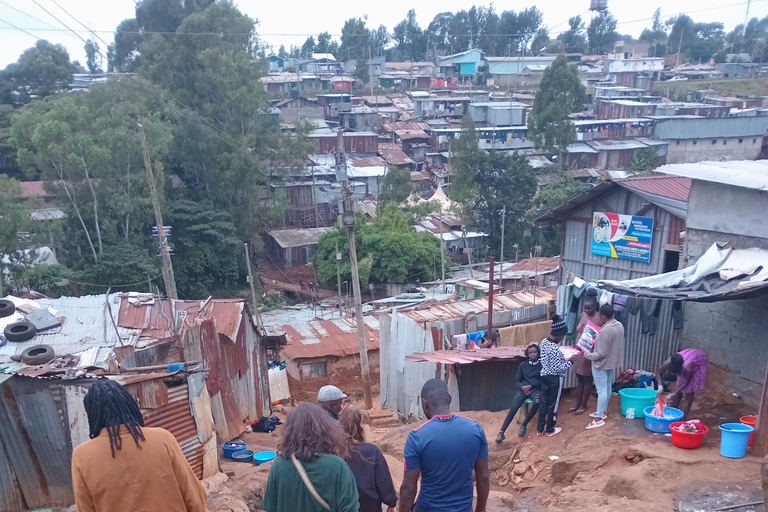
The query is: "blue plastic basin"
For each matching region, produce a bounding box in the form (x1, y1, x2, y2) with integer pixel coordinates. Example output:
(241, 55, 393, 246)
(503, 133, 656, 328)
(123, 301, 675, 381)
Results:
(643, 406, 685, 433)
(253, 450, 277, 465)
(221, 441, 247, 458)
(231, 449, 255, 462)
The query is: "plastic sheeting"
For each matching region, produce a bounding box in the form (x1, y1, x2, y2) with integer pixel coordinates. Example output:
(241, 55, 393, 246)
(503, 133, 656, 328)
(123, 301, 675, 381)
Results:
(269, 367, 291, 402)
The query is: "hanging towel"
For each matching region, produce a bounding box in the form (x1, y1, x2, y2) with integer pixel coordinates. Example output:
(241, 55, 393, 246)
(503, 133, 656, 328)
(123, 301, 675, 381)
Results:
(613, 294, 628, 312)
(599, 290, 614, 306)
(640, 298, 661, 335)
(452, 333, 468, 348)
(672, 300, 684, 330)
(499, 321, 552, 347)
(626, 296, 642, 316)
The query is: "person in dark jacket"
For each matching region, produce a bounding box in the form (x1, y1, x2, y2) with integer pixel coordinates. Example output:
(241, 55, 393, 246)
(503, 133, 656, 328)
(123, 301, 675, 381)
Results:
(496, 343, 542, 442)
(339, 406, 397, 512)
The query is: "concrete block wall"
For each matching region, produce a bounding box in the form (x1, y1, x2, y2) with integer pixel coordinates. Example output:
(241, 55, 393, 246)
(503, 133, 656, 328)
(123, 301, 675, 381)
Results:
(665, 136, 762, 164)
(680, 228, 768, 407)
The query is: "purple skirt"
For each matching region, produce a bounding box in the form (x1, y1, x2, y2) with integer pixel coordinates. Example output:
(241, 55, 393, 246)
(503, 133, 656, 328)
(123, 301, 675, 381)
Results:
(676, 348, 708, 394)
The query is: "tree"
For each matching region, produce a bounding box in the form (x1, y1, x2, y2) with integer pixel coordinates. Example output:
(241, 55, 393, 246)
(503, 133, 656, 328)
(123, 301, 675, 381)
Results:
(314, 204, 443, 287)
(338, 18, 371, 61)
(316, 32, 334, 54)
(557, 16, 588, 54)
(167, 199, 242, 297)
(393, 10, 426, 61)
(0, 40, 76, 106)
(588, 11, 619, 55)
(639, 8, 668, 57)
(668, 15, 696, 58)
(379, 167, 414, 204)
(530, 29, 551, 56)
(84, 39, 103, 74)
(277, 45, 288, 59)
(0, 175, 39, 291)
(527, 55, 587, 169)
(301, 37, 316, 58)
(630, 148, 659, 175)
(726, 16, 768, 60)
(82, 242, 158, 292)
(473, 151, 537, 257)
(371, 26, 390, 57)
(447, 115, 482, 222)
(529, 172, 588, 256)
(108, 19, 142, 72)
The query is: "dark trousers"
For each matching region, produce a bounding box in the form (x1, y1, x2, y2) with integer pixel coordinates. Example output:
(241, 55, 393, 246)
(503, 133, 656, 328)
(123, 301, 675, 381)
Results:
(500, 388, 542, 434)
(537, 375, 561, 433)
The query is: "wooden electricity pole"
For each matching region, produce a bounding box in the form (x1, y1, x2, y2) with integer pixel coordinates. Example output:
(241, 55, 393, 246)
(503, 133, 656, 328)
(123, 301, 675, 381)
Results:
(439, 214, 446, 293)
(336, 129, 373, 409)
(499, 206, 506, 285)
(244, 243, 262, 330)
(139, 123, 177, 300)
(336, 240, 343, 317)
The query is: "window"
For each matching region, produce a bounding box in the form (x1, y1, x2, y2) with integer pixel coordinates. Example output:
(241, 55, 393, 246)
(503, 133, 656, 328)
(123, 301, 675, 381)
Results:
(712, 139, 717, 145)
(693, 140, 698, 145)
(676, 140, 681, 146)
(302, 361, 328, 379)
(739, 138, 744, 143)
(723, 140, 727, 145)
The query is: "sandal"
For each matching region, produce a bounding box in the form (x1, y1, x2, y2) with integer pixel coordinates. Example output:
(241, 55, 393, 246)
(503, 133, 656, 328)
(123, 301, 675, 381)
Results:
(574, 408, 587, 416)
(536, 430, 544, 436)
(568, 406, 578, 413)
(586, 419, 605, 430)
(546, 427, 562, 437)
(589, 412, 606, 419)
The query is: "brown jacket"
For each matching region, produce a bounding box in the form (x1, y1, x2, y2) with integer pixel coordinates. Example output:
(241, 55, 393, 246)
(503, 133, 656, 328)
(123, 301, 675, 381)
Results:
(72, 426, 207, 512)
(585, 318, 624, 371)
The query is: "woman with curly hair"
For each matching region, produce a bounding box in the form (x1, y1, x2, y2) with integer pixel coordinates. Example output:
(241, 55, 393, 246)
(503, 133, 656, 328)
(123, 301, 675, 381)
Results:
(339, 407, 397, 512)
(262, 403, 359, 512)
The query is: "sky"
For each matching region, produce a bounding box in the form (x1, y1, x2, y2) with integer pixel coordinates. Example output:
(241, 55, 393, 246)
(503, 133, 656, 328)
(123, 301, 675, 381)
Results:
(0, 0, 763, 69)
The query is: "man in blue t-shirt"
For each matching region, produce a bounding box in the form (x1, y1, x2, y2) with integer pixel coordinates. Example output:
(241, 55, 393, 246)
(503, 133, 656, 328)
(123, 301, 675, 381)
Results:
(399, 379, 490, 512)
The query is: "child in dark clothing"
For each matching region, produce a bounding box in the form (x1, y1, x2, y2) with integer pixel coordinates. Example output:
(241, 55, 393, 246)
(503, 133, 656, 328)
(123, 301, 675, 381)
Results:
(496, 344, 542, 442)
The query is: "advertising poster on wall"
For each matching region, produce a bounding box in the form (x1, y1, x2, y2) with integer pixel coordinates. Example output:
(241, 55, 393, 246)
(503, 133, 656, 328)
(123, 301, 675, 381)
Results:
(591, 212, 654, 263)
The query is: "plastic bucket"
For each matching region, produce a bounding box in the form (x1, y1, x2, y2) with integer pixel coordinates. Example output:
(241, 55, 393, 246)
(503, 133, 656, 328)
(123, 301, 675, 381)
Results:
(619, 388, 658, 418)
(669, 422, 709, 449)
(221, 440, 247, 458)
(740, 416, 757, 446)
(643, 406, 685, 433)
(720, 423, 754, 458)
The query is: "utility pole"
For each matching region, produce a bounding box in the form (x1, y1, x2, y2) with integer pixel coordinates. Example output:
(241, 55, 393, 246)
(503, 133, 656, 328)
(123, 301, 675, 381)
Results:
(499, 206, 506, 286)
(244, 243, 263, 330)
(488, 257, 495, 337)
(336, 129, 373, 409)
(742, 0, 751, 38)
(336, 240, 343, 317)
(139, 123, 177, 300)
(439, 214, 446, 293)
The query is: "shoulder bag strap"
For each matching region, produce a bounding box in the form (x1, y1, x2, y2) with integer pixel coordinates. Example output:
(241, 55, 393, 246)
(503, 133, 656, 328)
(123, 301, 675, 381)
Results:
(290, 454, 331, 511)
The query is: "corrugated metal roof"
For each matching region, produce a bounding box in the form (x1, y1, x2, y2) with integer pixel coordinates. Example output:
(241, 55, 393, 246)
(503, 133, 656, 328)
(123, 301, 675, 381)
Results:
(401, 287, 557, 324)
(268, 227, 331, 248)
(657, 160, 768, 191)
(586, 139, 650, 151)
(405, 346, 526, 364)
(19, 181, 50, 198)
(395, 130, 430, 141)
(274, 317, 379, 360)
(0, 294, 139, 368)
(502, 256, 561, 277)
(378, 142, 414, 166)
(615, 175, 692, 202)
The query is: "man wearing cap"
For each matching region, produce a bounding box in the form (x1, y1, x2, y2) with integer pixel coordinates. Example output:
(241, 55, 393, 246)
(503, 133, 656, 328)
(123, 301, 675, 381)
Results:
(317, 385, 347, 420)
(537, 314, 571, 437)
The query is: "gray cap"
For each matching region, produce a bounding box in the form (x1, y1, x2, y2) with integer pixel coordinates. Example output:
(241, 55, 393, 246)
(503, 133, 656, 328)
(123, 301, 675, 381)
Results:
(317, 385, 347, 402)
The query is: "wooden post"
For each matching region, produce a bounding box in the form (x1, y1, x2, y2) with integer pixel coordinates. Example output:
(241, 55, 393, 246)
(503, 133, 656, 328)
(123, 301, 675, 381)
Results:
(488, 257, 495, 336)
(752, 362, 768, 456)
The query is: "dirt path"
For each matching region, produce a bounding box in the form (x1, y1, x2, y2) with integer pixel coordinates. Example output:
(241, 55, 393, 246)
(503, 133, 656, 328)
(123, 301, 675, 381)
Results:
(206, 390, 765, 512)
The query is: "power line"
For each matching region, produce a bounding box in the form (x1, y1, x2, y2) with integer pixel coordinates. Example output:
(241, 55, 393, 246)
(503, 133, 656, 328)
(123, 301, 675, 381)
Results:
(0, 16, 45, 41)
(0, 0, 59, 30)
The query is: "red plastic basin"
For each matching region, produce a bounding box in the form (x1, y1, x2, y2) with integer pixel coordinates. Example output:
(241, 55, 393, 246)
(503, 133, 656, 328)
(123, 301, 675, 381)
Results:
(669, 421, 709, 449)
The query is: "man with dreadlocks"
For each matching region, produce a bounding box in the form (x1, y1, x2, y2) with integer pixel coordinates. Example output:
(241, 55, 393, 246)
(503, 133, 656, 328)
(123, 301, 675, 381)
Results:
(71, 380, 207, 512)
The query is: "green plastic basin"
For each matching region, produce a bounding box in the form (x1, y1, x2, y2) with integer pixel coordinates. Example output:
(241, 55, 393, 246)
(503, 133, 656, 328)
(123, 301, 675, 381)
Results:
(619, 388, 657, 418)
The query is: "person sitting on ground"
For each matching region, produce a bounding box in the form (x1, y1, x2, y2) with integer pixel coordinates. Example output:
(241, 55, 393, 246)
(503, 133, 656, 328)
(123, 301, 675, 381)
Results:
(537, 315, 571, 437)
(317, 384, 347, 420)
(263, 403, 359, 512)
(655, 348, 709, 419)
(399, 378, 490, 512)
(71, 380, 207, 512)
(496, 343, 542, 442)
(584, 303, 625, 430)
(569, 295, 601, 415)
(339, 406, 397, 512)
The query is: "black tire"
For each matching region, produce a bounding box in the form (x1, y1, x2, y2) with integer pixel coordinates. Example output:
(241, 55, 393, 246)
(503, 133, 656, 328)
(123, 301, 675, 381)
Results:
(4, 321, 37, 342)
(0, 299, 14, 318)
(21, 344, 54, 365)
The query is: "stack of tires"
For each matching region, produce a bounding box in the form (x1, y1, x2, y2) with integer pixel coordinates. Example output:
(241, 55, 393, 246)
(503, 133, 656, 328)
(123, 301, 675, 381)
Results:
(0, 299, 54, 364)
